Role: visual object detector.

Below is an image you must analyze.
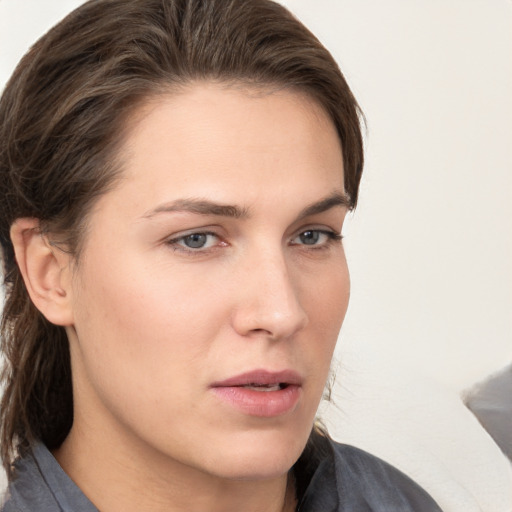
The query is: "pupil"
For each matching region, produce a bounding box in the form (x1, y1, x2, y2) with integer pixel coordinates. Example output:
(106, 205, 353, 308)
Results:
(185, 233, 207, 248)
(300, 230, 319, 245)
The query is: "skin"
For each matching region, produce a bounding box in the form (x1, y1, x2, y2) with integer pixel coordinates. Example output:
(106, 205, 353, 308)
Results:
(13, 83, 350, 512)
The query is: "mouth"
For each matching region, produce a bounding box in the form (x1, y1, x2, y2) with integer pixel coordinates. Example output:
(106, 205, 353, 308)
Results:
(240, 383, 286, 392)
(211, 369, 302, 388)
(210, 369, 302, 417)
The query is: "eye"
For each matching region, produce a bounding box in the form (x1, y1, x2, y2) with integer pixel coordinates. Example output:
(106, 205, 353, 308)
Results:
(297, 230, 321, 245)
(166, 231, 222, 251)
(291, 229, 341, 247)
(182, 233, 210, 249)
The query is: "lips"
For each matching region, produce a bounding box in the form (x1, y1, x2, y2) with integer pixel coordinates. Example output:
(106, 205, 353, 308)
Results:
(211, 369, 302, 388)
(210, 369, 302, 417)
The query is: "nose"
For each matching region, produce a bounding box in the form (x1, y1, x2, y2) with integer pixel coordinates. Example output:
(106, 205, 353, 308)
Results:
(231, 248, 308, 340)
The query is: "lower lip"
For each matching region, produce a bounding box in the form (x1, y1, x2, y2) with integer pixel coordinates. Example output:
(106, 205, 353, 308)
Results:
(211, 385, 301, 417)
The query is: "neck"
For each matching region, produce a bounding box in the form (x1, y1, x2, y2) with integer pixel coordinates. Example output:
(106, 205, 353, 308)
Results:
(54, 424, 297, 512)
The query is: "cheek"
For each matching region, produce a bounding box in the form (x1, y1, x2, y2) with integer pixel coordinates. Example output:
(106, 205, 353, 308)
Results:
(76, 274, 216, 361)
(297, 257, 350, 375)
(70, 252, 226, 395)
(69, 255, 232, 444)
(304, 256, 350, 331)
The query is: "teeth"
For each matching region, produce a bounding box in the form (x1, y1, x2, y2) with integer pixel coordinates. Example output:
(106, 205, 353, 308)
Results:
(243, 384, 281, 392)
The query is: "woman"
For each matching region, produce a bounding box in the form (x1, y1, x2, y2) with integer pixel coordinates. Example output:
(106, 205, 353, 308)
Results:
(0, 0, 442, 510)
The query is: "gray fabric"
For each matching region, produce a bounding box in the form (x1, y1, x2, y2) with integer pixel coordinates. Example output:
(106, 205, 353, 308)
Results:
(1, 443, 97, 512)
(1, 439, 442, 511)
(299, 441, 443, 511)
(465, 364, 512, 461)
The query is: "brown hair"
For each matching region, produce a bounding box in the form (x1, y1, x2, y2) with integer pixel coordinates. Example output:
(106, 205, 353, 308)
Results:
(0, 0, 364, 474)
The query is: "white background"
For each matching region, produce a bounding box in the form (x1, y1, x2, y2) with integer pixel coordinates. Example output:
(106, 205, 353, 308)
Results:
(1, 1, 511, 510)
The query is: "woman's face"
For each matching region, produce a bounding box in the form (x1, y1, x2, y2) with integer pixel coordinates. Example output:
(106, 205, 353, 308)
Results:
(66, 83, 349, 481)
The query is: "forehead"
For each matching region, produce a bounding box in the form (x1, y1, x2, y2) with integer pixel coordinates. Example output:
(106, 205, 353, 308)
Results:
(95, 82, 345, 218)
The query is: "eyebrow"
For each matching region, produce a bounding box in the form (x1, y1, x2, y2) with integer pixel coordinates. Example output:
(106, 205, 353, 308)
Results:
(142, 198, 249, 219)
(296, 192, 350, 220)
(141, 191, 349, 221)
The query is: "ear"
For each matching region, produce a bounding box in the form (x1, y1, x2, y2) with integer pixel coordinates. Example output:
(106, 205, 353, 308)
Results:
(10, 218, 74, 326)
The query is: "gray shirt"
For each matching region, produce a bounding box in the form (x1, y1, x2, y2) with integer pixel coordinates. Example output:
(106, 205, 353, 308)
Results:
(1, 438, 442, 511)
(1, 443, 97, 512)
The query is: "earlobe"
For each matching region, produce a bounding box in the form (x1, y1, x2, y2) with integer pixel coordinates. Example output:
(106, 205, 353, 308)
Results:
(10, 218, 75, 326)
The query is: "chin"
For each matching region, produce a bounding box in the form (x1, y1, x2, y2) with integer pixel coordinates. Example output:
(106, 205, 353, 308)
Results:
(200, 428, 309, 481)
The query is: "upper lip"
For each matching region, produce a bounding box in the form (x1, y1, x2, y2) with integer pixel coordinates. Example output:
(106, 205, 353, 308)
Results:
(210, 369, 303, 388)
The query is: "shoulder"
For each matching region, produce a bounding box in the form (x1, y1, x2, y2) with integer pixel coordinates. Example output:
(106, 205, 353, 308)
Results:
(0, 442, 98, 512)
(0, 449, 56, 512)
(296, 434, 443, 512)
(330, 440, 443, 511)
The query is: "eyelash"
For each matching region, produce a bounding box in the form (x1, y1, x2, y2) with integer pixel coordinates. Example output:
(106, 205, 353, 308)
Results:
(290, 229, 342, 248)
(165, 229, 342, 255)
